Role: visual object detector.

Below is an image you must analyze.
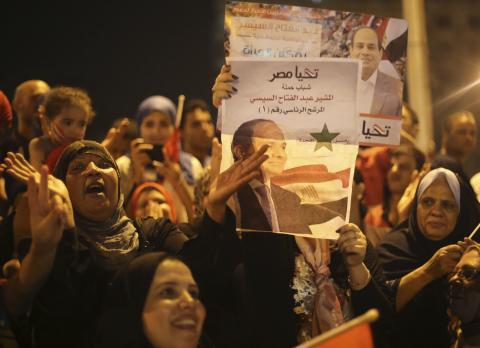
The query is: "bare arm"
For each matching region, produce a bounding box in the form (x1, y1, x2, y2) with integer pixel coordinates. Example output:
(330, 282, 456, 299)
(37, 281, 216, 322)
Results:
(102, 118, 130, 160)
(396, 244, 462, 311)
(395, 265, 432, 311)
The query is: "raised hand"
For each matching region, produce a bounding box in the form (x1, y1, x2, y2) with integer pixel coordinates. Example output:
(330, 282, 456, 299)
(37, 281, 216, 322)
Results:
(5, 152, 65, 195)
(152, 148, 182, 186)
(4, 152, 39, 184)
(102, 117, 130, 159)
(206, 144, 268, 223)
(3, 154, 75, 229)
(130, 138, 153, 184)
(211, 64, 238, 108)
(27, 166, 71, 250)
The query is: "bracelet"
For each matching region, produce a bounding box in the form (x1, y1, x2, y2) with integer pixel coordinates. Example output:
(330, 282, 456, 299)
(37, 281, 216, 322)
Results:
(348, 269, 372, 291)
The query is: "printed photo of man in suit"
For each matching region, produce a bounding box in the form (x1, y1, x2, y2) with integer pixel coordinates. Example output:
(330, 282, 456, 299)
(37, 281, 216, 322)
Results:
(231, 119, 343, 234)
(349, 26, 403, 116)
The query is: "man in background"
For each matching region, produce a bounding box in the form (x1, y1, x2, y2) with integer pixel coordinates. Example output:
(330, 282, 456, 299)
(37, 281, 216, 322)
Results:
(181, 99, 215, 167)
(0, 80, 50, 218)
(433, 110, 476, 184)
(0, 80, 50, 161)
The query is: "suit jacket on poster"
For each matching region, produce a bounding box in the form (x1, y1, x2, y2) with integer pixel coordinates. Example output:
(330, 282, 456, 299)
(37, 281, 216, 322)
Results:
(371, 71, 403, 116)
(236, 183, 345, 234)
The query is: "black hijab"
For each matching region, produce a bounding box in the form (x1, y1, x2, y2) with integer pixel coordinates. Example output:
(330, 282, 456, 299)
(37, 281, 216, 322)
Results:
(379, 169, 480, 280)
(53, 140, 139, 269)
(96, 252, 174, 348)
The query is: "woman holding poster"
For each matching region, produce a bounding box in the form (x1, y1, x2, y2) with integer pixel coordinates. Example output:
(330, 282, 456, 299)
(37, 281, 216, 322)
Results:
(212, 66, 393, 347)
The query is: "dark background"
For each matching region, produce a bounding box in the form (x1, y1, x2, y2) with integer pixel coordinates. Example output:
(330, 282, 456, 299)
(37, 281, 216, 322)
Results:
(2, 0, 480, 174)
(1, 1, 224, 141)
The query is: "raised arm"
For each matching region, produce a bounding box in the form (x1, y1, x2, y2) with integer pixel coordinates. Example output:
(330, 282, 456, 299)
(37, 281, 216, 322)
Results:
(101, 117, 130, 159)
(4, 166, 73, 316)
(3, 152, 74, 229)
(204, 140, 268, 224)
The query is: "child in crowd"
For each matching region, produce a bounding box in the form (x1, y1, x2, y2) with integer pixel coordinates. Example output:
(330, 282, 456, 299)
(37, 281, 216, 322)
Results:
(128, 182, 177, 221)
(29, 86, 94, 171)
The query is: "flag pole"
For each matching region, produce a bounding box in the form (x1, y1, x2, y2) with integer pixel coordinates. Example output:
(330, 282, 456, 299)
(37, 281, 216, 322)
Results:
(468, 223, 480, 239)
(296, 309, 379, 348)
(176, 94, 185, 129)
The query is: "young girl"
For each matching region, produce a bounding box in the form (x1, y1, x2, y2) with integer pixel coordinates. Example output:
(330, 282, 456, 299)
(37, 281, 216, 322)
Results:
(29, 86, 94, 171)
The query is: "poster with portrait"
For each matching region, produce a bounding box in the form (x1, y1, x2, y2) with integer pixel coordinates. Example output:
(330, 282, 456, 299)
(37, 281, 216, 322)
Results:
(221, 57, 360, 239)
(225, 1, 408, 146)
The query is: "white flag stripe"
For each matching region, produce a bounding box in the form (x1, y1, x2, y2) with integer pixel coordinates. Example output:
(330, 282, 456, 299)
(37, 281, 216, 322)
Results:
(281, 180, 347, 205)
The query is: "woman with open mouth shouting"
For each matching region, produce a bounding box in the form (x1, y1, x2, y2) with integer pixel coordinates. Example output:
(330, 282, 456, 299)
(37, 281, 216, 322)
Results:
(1, 139, 267, 348)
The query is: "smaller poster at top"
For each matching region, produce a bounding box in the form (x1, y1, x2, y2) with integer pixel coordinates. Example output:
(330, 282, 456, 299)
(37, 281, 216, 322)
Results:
(225, 1, 408, 146)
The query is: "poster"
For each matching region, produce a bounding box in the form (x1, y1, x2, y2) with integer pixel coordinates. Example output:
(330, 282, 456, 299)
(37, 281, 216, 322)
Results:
(225, 1, 408, 146)
(222, 58, 359, 239)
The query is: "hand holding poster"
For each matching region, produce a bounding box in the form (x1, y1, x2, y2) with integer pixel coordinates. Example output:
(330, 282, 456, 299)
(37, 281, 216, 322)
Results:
(222, 58, 360, 239)
(225, 1, 408, 146)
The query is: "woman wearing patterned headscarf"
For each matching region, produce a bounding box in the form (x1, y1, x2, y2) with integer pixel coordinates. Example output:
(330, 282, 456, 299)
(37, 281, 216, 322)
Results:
(2, 139, 267, 348)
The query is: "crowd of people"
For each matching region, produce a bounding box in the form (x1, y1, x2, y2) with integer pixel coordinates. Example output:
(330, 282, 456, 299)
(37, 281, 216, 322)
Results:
(0, 64, 479, 348)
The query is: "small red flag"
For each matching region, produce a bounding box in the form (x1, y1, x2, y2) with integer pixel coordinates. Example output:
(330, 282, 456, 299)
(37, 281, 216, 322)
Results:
(164, 128, 180, 163)
(310, 323, 374, 348)
(297, 310, 378, 348)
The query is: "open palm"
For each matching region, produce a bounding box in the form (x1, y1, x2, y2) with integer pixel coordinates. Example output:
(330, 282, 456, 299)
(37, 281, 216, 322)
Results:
(208, 144, 268, 209)
(4, 152, 75, 229)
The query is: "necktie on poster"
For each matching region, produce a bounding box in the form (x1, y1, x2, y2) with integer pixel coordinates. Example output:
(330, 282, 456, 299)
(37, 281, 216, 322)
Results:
(221, 58, 359, 239)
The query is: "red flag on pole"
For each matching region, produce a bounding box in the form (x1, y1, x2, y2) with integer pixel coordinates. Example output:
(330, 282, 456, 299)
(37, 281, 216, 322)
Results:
(297, 309, 378, 348)
(163, 95, 185, 163)
(164, 128, 180, 163)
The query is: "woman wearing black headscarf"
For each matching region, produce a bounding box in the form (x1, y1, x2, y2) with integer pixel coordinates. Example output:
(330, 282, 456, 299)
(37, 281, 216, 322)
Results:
(378, 168, 480, 348)
(2, 140, 266, 348)
(96, 252, 208, 348)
